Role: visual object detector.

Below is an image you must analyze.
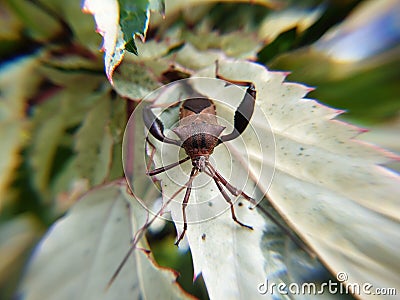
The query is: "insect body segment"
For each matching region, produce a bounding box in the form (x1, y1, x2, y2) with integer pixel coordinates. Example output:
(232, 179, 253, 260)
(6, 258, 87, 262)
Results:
(143, 79, 257, 245)
(176, 98, 225, 160)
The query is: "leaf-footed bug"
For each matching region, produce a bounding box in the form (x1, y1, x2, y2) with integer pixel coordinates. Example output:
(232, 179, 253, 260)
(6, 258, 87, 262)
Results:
(143, 62, 258, 245)
(108, 63, 315, 289)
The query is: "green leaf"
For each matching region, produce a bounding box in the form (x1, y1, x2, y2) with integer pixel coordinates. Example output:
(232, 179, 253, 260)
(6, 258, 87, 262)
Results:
(0, 56, 40, 203)
(7, 0, 63, 42)
(0, 214, 42, 300)
(73, 88, 126, 186)
(29, 84, 96, 197)
(19, 181, 192, 300)
(74, 93, 114, 186)
(112, 58, 161, 99)
(119, 0, 149, 55)
(0, 1, 23, 58)
(28, 65, 107, 199)
(124, 38, 139, 55)
(119, 0, 169, 55)
(39, 0, 103, 52)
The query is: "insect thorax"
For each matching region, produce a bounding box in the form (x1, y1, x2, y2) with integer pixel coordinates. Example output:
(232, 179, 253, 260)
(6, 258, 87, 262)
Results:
(172, 115, 226, 160)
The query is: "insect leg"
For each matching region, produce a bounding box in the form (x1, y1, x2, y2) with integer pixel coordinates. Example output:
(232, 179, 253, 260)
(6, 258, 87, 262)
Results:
(147, 156, 190, 176)
(215, 60, 256, 90)
(143, 105, 181, 146)
(207, 164, 256, 204)
(107, 169, 198, 288)
(219, 85, 256, 143)
(145, 137, 157, 172)
(215, 61, 257, 143)
(207, 164, 315, 257)
(175, 168, 198, 246)
(211, 175, 253, 230)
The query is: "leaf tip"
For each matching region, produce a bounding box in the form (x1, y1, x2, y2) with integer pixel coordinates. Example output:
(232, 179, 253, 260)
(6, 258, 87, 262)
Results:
(305, 86, 316, 92)
(280, 71, 291, 77)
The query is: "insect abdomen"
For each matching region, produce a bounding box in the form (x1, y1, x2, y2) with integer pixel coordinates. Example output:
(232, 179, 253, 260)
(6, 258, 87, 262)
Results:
(181, 133, 219, 158)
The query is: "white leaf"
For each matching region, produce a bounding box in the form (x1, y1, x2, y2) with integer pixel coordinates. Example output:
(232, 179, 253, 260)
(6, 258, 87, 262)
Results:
(258, 6, 323, 42)
(19, 181, 192, 300)
(138, 58, 400, 299)
(195, 59, 400, 298)
(138, 77, 282, 300)
(82, 0, 125, 82)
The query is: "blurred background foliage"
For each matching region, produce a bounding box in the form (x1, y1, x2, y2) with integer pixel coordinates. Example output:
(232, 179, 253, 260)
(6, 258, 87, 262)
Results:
(0, 0, 398, 299)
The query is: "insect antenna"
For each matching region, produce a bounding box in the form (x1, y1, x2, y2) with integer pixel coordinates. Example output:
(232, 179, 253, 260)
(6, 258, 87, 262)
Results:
(207, 170, 253, 230)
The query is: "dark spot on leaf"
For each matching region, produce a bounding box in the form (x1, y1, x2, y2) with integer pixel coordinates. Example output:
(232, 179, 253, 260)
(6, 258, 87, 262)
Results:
(238, 202, 243, 207)
(201, 233, 206, 241)
(208, 202, 213, 207)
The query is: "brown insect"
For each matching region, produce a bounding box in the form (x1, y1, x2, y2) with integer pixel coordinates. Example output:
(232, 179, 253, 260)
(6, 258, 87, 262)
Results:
(108, 67, 313, 288)
(143, 71, 258, 245)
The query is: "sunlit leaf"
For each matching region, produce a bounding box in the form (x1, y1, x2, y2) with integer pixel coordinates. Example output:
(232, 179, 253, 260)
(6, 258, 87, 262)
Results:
(82, 0, 166, 81)
(82, 0, 125, 82)
(175, 43, 225, 71)
(28, 64, 111, 200)
(112, 57, 161, 100)
(19, 181, 193, 300)
(183, 28, 261, 60)
(159, 0, 284, 19)
(29, 75, 101, 197)
(39, 44, 103, 72)
(142, 58, 400, 299)
(194, 59, 400, 297)
(74, 93, 115, 186)
(258, 5, 323, 42)
(140, 76, 286, 300)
